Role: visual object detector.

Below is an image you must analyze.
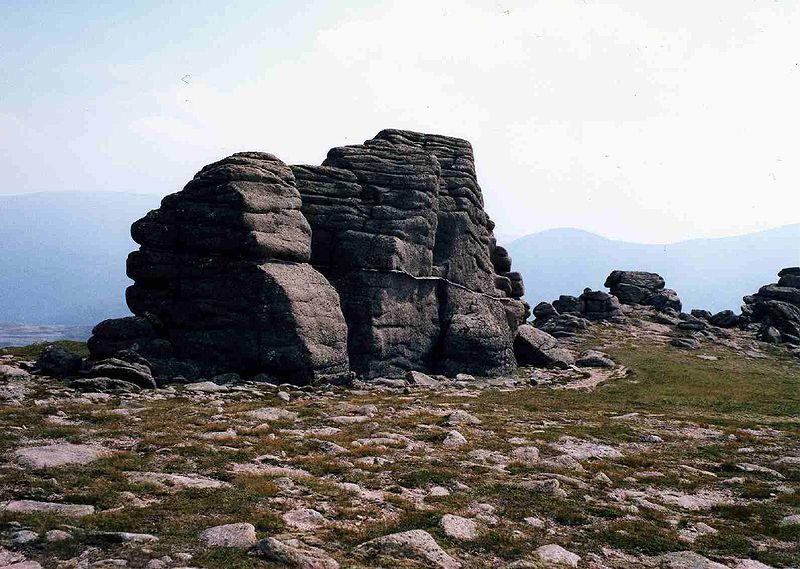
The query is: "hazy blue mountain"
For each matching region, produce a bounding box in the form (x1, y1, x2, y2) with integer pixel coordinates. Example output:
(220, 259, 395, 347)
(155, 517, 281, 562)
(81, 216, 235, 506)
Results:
(506, 225, 800, 313)
(1, 192, 797, 334)
(0, 192, 161, 327)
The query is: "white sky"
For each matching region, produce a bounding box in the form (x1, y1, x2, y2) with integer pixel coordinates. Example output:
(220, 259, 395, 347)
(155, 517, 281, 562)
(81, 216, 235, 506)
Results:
(2, 0, 799, 243)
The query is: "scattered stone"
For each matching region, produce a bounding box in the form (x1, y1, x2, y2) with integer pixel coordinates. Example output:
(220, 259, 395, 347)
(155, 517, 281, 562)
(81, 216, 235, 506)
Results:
(45, 529, 72, 542)
(509, 446, 540, 465)
(0, 364, 30, 379)
(534, 544, 580, 568)
(736, 463, 784, 478)
(552, 436, 622, 461)
(440, 514, 477, 541)
(15, 443, 112, 469)
(248, 407, 299, 422)
(84, 358, 156, 389)
(446, 410, 481, 426)
(200, 523, 257, 548)
(406, 370, 441, 388)
(185, 381, 228, 393)
(523, 516, 546, 528)
(1, 500, 95, 517)
(256, 537, 340, 569)
(11, 530, 38, 545)
(70, 377, 142, 393)
(125, 472, 230, 492)
(779, 514, 800, 526)
(92, 532, 159, 544)
(709, 310, 739, 328)
(282, 508, 326, 531)
(35, 344, 83, 377)
(358, 529, 460, 569)
(442, 430, 468, 449)
(514, 325, 574, 369)
(594, 472, 613, 485)
(657, 551, 728, 569)
(575, 350, 615, 368)
(671, 337, 700, 350)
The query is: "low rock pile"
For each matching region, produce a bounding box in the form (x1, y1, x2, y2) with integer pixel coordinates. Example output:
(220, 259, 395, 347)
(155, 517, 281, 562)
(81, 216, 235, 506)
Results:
(531, 270, 682, 338)
(605, 270, 682, 312)
(741, 267, 800, 345)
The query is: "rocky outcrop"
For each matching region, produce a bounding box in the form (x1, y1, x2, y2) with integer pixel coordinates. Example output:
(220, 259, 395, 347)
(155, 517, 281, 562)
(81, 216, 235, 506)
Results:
(741, 267, 800, 345)
(89, 131, 528, 383)
(531, 289, 620, 338)
(292, 130, 527, 378)
(90, 152, 350, 384)
(605, 270, 682, 312)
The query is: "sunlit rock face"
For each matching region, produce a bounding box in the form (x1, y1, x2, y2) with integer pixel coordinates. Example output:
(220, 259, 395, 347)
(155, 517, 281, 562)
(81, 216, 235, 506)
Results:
(90, 130, 528, 383)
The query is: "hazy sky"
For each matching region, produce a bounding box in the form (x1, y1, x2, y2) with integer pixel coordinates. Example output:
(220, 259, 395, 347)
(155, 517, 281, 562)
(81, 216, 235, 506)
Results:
(2, 0, 799, 243)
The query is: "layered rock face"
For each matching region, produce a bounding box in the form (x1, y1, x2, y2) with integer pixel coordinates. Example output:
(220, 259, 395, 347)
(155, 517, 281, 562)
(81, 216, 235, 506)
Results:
(90, 153, 350, 384)
(293, 130, 527, 378)
(741, 267, 800, 345)
(90, 131, 528, 382)
(532, 289, 622, 338)
(605, 270, 682, 312)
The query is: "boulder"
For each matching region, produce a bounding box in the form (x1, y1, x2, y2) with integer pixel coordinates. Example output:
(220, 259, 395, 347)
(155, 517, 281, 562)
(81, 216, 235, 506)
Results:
(579, 289, 623, 321)
(513, 325, 574, 369)
(604, 270, 682, 312)
(35, 345, 83, 378)
(742, 268, 800, 346)
(532, 302, 558, 323)
(709, 310, 739, 328)
(575, 350, 615, 368)
(358, 529, 461, 569)
(84, 358, 156, 389)
(552, 295, 582, 315)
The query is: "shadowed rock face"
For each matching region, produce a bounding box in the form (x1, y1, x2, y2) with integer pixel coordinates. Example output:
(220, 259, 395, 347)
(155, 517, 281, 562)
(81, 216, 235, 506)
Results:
(605, 270, 682, 312)
(90, 152, 350, 384)
(293, 130, 528, 378)
(90, 131, 528, 382)
(742, 267, 800, 345)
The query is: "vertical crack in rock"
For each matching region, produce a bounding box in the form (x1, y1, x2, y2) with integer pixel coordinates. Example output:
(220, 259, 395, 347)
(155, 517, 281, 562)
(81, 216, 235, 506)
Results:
(90, 152, 349, 384)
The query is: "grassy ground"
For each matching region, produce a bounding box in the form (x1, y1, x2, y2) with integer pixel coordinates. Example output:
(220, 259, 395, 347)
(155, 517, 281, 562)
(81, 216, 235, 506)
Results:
(1, 325, 799, 567)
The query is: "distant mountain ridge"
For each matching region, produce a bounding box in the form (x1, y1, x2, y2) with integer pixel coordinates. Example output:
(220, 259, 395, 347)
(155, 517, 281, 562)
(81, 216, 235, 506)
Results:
(0, 192, 161, 327)
(506, 225, 800, 313)
(1, 192, 798, 331)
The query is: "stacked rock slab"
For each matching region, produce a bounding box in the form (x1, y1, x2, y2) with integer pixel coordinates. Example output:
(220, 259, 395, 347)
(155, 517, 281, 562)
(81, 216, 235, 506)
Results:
(292, 130, 528, 378)
(89, 152, 350, 384)
(605, 270, 682, 312)
(741, 267, 800, 345)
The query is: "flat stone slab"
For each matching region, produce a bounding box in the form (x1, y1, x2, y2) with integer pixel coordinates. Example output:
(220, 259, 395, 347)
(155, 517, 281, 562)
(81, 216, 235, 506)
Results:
(2, 499, 95, 517)
(15, 443, 112, 469)
(247, 407, 299, 422)
(552, 436, 622, 461)
(200, 523, 257, 547)
(125, 471, 230, 492)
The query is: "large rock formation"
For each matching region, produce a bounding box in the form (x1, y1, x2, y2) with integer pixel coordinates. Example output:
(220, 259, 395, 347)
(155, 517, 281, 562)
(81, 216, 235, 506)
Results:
(89, 131, 528, 383)
(90, 152, 350, 384)
(604, 270, 682, 312)
(741, 267, 800, 345)
(292, 130, 527, 378)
